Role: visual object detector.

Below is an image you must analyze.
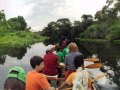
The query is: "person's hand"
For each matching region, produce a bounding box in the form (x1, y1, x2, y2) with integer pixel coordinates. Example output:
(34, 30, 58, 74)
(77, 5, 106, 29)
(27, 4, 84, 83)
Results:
(51, 87, 55, 90)
(56, 88, 58, 90)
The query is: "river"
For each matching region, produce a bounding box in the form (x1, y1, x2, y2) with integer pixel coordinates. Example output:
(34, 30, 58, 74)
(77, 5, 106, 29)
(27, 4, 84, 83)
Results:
(0, 41, 120, 90)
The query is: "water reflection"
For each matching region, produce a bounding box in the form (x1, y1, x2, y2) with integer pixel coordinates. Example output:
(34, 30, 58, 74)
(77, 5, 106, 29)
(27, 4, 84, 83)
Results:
(0, 55, 6, 65)
(0, 43, 47, 90)
(0, 46, 27, 65)
(76, 40, 120, 88)
(0, 42, 120, 89)
(43, 38, 57, 46)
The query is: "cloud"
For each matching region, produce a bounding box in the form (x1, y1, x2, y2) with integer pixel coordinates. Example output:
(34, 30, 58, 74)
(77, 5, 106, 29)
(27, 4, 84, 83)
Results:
(0, 0, 106, 31)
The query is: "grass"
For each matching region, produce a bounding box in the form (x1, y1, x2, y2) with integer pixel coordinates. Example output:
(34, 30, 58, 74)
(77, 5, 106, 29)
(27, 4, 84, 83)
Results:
(0, 31, 48, 47)
(77, 38, 108, 43)
(113, 40, 120, 44)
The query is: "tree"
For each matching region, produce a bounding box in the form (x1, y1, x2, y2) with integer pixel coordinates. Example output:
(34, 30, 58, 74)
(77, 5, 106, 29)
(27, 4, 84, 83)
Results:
(0, 10, 5, 23)
(72, 21, 82, 39)
(57, 18, 72, 40)
(41, 21, 58, 37)
(41, 18, 72, 40)
(8, 16, 27, 31)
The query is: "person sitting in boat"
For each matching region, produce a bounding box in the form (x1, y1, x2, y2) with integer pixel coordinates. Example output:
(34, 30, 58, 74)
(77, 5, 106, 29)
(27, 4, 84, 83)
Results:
(64, 42, 82, 79)
(62, 44, 69, 57)
(57, 55, 94, 90)
(43, 45, 60, 76)
(59, 36, 69, 51)
(26, 56, 55, 90)
(4, 66, 26, 90)
(56, 45, 64, 63)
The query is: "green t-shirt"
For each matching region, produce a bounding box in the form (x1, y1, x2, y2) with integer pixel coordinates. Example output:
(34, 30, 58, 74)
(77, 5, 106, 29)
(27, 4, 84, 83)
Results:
(57, 51, 64, 62)
(63, 47, 69, 57)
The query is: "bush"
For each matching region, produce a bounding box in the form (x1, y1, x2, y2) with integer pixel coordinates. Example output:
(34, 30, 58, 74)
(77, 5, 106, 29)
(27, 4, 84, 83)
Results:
(81, 24, 105, 39)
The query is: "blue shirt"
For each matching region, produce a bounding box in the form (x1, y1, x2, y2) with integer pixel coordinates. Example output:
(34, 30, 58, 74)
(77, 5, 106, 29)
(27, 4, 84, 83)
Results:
(64, 52, 81, 70)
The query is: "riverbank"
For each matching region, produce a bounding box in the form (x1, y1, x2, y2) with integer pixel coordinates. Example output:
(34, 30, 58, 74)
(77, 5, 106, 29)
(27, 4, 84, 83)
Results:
(78, 39, 108, 43)
(0, 31, 48, 47)
(77, 38, 120, 44)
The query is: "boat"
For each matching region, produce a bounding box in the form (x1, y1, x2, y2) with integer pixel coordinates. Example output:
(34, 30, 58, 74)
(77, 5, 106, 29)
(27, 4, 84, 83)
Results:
(45, 58, 119, 90)
(45, 58, 102, 90)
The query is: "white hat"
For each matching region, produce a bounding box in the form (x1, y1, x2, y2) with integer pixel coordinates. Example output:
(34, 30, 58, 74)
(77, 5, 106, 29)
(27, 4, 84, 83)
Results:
(46, 45, 55, 51)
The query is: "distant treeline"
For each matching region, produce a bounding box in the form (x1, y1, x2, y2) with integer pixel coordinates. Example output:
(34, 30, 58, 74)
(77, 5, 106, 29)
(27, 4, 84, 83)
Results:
(41, 0, 120, 42)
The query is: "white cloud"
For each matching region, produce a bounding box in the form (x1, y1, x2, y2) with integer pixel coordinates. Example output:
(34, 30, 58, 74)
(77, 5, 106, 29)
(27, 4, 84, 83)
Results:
(0, 0, 106, 31)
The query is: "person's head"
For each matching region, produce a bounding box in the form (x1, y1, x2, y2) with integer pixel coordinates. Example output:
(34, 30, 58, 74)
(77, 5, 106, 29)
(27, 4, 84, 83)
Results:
(74, 55, 84, 69)
(68, 42, 78, 52)
(61, 36, 67, 41)
(46, 45, 55, 54)
(56, 45, 61, 52)
(60, 36, 68, 44)
(30, 56, 44, 72)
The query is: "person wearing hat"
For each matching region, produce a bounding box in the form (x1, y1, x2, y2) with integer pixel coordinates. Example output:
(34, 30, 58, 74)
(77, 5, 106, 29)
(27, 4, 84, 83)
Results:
(43, 45, 60, 76)
(4, 66, 26, 90)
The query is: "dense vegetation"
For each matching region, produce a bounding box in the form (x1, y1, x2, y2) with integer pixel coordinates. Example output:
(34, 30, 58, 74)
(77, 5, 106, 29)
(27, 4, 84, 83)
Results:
(0, 10, 47, 47)
(41, 0, 120, 43)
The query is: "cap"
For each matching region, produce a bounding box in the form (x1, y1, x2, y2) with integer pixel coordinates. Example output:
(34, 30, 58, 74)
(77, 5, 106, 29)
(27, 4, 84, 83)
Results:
(46, 45, 55, 51)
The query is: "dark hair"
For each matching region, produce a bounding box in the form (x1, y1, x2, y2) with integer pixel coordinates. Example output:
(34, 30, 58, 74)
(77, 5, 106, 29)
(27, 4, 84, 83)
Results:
(30, 56, 43, 69)
(46, 50, 50, 54)
(59, 36, 67, 45)
(74, 55, 84, 69)
(56, 45, 61, 52)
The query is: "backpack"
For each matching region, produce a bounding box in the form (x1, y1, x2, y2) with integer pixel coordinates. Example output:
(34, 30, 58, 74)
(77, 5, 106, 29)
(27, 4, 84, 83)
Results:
(72, 67, 89, 90)
(7, 66, 26, 83)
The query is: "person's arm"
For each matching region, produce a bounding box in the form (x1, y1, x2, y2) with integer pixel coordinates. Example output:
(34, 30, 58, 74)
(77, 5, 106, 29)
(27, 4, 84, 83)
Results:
(57, 73, 74, 90)
(37, 74, 53, 90)
(88, 76, 94, 90)
(57, 82, 69, 90)
(46, 86, 55, 90)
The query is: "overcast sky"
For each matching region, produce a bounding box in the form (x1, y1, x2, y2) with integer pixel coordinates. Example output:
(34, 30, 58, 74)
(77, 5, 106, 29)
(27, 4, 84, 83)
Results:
(0, 0, 106, 31)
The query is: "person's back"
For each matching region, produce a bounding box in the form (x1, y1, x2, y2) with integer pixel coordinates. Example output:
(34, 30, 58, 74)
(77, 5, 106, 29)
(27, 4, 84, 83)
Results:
(65, 52, 81, 70)
(57, 55, 93, 90)
(26, 70, 50, 90)
(64, 43, 81, 78)
(4, 78, 25, 90)
(56, 46, 64, 62)
(4, 66, 26, 90)
(57, 51, 64, 62)
(43, 45, 59, 76)
(62, 47, 69, 57)
(26, 56, 54, 90)
(72, 67, 89, 90)
(44, 53, 58, 75)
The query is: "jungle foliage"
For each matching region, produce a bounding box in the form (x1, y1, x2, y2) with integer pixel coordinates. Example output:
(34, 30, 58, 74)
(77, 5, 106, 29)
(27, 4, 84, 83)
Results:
(41, 0, 120, 42)
(0, 10, 47, 46)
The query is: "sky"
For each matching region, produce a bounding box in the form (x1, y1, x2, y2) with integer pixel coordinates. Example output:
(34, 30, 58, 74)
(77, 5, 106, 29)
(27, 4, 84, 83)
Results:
(0, 0, 106, 31)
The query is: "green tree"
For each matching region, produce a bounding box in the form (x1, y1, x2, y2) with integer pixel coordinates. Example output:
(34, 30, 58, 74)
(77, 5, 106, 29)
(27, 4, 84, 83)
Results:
(57, 18, 72, 40)
(41, 18, 72, 40)
(0, 10, 5, 23)
(8, 16, 27, 31)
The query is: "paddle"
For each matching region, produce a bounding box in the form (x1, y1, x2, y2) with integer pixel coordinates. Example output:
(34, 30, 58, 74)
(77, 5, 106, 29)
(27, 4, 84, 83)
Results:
(84, 58, 99, 62)
(85, 63, 103, 68)
(46, 63, 103, 81)
(59, 62, 103, 69)
(46, 77, 65, 81)
(92, 73, 108, 81)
